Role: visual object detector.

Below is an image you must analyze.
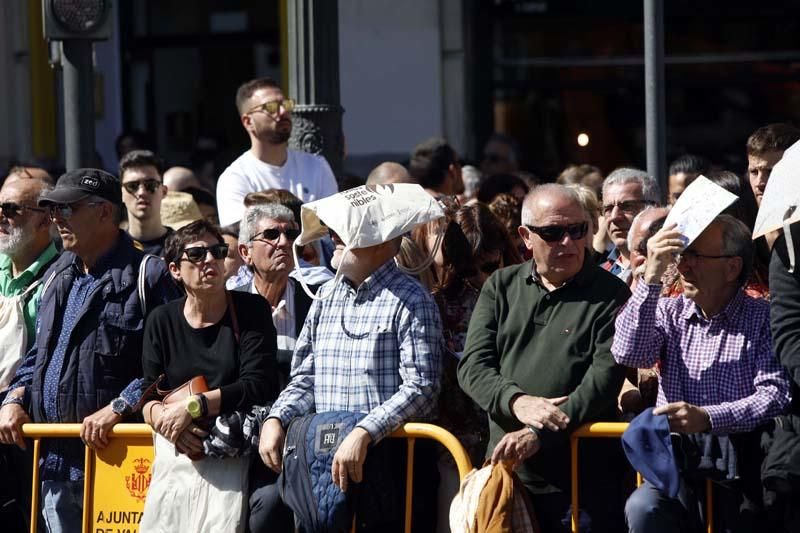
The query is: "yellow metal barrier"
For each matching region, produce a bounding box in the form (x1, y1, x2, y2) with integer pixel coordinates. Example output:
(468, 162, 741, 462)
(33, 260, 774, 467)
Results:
(570, 422, 713, 533)
(21, 422, 472, 533)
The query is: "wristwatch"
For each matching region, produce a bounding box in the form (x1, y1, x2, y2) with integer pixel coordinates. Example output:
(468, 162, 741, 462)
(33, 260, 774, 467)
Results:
(110, 397, 131, 416)
(186, 395, 203, 419)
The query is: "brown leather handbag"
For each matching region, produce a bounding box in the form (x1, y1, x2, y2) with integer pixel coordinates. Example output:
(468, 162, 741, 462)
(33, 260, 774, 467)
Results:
(156, 375, 210, 460)
(157, 375, 210, 405)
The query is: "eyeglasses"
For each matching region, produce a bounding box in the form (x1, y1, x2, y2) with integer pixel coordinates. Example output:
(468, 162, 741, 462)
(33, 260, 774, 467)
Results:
(525, 222, 588, 243)
(677, 250, 736, 265)
(479, 259, 501, 274)
(601, 200, 652, 217)
(0, 202, 46, 218)
(181, 243, 229, 263)
(48, 202, 102, 220)
(247, 98, 295, 115)
(122, 179, 162, 194)
(250, 227, 301, 243)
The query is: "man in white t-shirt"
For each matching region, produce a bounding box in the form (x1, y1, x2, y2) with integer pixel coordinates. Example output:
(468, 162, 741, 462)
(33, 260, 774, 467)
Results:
(216, 78, 338, 226)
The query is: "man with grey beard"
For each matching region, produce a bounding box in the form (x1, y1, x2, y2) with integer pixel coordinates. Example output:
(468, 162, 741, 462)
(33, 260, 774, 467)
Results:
(0, 176, 58, 382)
(0, 175, 57, 533)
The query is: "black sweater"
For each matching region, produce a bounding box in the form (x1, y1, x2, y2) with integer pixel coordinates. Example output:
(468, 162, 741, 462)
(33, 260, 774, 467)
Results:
(142, 291, 278, 412)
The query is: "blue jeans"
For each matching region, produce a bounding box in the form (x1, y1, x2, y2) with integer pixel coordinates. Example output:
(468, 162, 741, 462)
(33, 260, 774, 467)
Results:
(40, 480, 82, 533)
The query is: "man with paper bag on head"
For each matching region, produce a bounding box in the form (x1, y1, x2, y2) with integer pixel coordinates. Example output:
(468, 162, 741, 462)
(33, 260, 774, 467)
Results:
(252, 184, 444, 532)
(613, 176, 792, 532)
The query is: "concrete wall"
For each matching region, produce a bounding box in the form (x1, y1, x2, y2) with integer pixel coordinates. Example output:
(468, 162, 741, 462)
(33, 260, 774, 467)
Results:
(339, 0, 443, 157)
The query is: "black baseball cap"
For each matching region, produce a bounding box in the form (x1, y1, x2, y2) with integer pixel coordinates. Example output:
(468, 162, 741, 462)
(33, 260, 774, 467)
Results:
(39, 168, 122, 206)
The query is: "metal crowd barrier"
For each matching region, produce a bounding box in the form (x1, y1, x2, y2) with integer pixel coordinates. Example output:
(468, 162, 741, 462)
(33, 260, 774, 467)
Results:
(570, 422, 714, 533)
(21, 422, 472, 533)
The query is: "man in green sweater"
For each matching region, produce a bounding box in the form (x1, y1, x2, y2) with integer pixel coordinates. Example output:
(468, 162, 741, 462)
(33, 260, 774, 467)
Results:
(458, 183, 630, 532)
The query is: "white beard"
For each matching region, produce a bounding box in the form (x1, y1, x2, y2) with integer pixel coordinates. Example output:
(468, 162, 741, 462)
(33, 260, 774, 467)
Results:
(0, 223, 32, 256)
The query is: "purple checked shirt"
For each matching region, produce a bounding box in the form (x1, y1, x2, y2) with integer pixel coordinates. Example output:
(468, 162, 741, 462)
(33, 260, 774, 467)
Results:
(612, 282, 791, 434)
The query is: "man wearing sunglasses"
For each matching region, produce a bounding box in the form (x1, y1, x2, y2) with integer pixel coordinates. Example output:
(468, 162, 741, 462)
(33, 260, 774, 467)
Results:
(119, 150, 173, 256)
(614, 216, 791, 532)
(600, 168, 661, 284)
(0, 175, 58, 533)
(235, 203, 328, 532)
(216, 77, 338, 227)
(0, 168, 180, 532)
(459, 184, 631, 531)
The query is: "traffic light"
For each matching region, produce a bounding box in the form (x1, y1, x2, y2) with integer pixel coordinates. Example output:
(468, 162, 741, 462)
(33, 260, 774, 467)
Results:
(42, 0, 112, 41)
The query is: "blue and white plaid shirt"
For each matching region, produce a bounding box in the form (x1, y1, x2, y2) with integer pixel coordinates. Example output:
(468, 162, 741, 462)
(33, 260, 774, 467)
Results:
(269, 260, 442, 442)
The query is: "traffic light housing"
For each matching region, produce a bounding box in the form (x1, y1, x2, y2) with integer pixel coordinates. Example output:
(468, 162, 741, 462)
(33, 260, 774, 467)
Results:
(42, 0, 112, 41)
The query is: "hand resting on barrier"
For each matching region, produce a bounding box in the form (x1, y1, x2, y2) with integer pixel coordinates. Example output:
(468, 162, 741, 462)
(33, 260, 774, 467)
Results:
(80, 404, 122, 449)
(0, 397, 31, 450)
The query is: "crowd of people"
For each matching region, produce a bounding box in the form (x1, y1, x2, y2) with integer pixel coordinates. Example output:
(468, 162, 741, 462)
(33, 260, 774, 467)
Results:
(0, 75, 797, 533)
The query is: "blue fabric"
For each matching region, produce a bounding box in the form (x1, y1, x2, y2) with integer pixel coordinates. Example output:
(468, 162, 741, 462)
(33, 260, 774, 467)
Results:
(622, 409, 680, 499)
(40, 480, 83, 533)
(41, 269, 99, 480)
(9, 232, 180, 481)
(269, 259, 442, 442)
(279, 411, 365, 533)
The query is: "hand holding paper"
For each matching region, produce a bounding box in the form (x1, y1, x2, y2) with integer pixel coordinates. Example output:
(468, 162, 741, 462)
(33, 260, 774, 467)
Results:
(663, 175, 738, 249)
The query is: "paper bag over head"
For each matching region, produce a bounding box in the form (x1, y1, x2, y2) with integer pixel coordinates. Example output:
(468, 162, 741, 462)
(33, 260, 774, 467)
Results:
(663, 175, 738, 249)
(295, 183, 445, 249)
(752, 139, 800, 239)
(292, 183, 446, 300)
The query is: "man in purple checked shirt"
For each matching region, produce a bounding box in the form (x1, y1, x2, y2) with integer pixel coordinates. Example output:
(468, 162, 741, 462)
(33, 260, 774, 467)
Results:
(612, 214, 791, 533)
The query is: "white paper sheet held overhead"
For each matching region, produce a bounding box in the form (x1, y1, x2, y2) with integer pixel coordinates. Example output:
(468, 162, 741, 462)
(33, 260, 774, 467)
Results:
(753, 140, 800, 239)
(663, 175, 738, 248)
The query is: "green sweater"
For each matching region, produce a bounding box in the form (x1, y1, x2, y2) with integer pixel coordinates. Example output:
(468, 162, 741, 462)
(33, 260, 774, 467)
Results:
(0, 242, 58, 348)
(457, 256, 630, 493)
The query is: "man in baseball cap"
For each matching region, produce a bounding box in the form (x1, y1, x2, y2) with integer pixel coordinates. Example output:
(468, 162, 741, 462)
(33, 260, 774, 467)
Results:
(38, 167, 122, 206)
(0, 169, 180, 531)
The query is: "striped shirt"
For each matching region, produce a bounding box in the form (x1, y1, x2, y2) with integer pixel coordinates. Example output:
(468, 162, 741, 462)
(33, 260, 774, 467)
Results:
(269, 260, 442, 442)
(612, 282, 791, 434)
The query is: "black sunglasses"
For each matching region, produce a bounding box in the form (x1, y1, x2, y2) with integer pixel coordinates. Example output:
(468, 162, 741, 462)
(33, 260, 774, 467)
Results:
(181, 243, 229, 263)
(0, 202, 46, 218)
(525, 222, 588, 243)
(250, 227, 301, 243)
(122, 179, 162, 194)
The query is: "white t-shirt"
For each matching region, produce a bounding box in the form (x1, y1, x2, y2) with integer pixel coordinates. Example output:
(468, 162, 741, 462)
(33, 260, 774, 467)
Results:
(216, 149, 338, 226)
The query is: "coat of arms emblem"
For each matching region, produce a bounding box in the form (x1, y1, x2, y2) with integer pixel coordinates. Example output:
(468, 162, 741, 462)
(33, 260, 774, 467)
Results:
(125, 458, 152, 501)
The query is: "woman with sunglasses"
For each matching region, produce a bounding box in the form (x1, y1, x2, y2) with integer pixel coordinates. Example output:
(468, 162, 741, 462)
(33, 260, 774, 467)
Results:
(139, 219, 278, 532)
(432, 202, 522, 523)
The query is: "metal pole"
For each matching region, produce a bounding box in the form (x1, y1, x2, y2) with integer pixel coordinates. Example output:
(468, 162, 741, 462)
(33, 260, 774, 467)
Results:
(644, 0, 666, 200)
(287, 0, 344, 182)
(61, 40, 95, 170)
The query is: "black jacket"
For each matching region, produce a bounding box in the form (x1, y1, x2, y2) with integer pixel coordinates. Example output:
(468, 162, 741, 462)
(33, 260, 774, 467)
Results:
(27, 232, 180, 422)
(769, 225, 800, 414)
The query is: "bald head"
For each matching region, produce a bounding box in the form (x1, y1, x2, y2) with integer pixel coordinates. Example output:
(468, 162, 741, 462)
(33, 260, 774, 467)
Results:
(5, 166, 54, 186)
(366, 162, 414, 186)
(521, 183, 582, 226)
(163, 166, 201, 192)
(628, 206, 670, 277)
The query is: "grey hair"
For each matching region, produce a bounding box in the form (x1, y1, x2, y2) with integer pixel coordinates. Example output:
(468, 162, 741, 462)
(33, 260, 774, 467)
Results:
(461, 165, 483, 198)
(239, 203, 295, 246)
(602, 167, 661, 203)
(521, 183, 582, 226)
(86, 194, 123, 225)
(715, 214, 754, 286)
